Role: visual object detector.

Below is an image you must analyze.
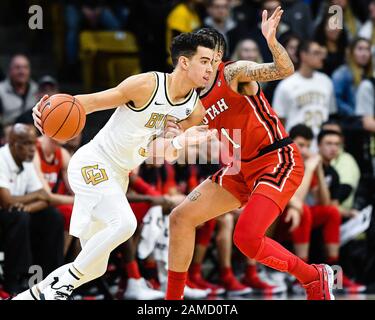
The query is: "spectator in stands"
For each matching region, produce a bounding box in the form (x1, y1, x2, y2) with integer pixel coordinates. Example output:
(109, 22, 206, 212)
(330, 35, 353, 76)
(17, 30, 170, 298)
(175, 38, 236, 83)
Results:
(277, 124, 365, 293)
(229, 0, 258, 31)
(231, 38, 263, 63)
(321, 120, 361, 218)
(273, 40, 336, 150)
(16, 75, 59, 125)
(355, 73, 375, 178)
(0, 54, 37, 126)
(332, 37, 372, 116)
(315, 0, 363, 42)
(166, 0, 203, 68)
(204, 0, 249, 56)
(282, 0, 313, 40)
(314, 12, 348, 76)
(0, 124, 64, 294)
(358, 0, 375, 59)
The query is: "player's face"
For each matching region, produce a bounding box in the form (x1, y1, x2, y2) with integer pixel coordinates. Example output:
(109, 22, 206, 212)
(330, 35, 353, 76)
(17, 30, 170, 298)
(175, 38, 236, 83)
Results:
(187, 46, 214, 87)
(293, 136, 312, 160)
(319, 135, 341, 161)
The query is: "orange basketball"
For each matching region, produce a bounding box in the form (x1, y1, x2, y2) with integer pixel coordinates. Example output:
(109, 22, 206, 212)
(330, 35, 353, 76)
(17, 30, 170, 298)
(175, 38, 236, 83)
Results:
(40, 94, 86, 142)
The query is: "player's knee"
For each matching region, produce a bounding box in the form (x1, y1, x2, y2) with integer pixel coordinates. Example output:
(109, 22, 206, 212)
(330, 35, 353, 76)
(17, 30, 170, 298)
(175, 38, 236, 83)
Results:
(233, 226, 263, 258)
(170, 207, 196, 230)
(112, 213, 137, 245)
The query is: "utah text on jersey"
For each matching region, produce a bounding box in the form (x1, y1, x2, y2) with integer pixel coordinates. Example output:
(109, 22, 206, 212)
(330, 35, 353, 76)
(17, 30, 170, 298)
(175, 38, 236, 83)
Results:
(202, 98, 229, 124)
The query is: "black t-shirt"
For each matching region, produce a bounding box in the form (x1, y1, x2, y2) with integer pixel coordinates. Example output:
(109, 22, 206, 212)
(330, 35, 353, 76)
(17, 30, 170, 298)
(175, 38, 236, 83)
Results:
(323, 164, 341, 200)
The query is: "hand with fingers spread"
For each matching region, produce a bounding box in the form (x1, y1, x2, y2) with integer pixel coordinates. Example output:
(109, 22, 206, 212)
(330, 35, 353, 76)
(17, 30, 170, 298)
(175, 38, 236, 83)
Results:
(261, 6, 283, 45)
(32, 94, 49, 134)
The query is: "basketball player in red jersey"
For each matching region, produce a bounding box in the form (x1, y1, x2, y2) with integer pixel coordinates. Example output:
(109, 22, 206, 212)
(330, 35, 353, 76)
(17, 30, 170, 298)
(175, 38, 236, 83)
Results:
(166, 7, 335, 300)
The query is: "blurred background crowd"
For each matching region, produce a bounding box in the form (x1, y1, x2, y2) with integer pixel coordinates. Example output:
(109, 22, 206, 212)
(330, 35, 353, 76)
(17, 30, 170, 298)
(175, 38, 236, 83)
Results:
(1, 0, 375, 300)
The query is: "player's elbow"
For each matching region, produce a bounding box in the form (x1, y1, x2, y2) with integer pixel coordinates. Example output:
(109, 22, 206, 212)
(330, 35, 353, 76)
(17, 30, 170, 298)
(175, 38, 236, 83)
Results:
(284, 63, 294, 77)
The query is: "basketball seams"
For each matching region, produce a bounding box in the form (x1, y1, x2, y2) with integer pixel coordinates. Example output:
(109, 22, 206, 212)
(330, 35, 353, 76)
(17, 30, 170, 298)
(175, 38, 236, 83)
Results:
(50, 98, 75, 139)
(71, 101, 82, 139)
(42, 99, 74, 129)
(39, 94, 72, 115)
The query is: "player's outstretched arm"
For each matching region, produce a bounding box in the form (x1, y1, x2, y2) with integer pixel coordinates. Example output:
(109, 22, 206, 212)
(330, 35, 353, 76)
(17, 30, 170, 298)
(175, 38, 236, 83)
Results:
(31, 73, 156, 133)
(224, 6, 294, 83)
(75, 73, 156, 114)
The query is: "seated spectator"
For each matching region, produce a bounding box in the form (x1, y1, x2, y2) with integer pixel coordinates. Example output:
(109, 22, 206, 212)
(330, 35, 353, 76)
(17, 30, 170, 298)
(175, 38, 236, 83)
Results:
(358, 0, 375, 60)
(0, 124, 64, 294)
(332, 37, 372, 116)
(16, 75, 59, 125)
(229, 0, 258, 31)
(315, 0, 362, 42)
(204, 0, 249, 57)
(282, 0, 313, 40)
(231, 38, 263, 63)
(166, 0, 203, 68)
(321, 120, 361, 218)
(355, 76, 375, 177)
(273, 40, 336, 151)
(275, 124, 365, 293)
(0, 55, 37, 126)
(314, 11, 348, 76)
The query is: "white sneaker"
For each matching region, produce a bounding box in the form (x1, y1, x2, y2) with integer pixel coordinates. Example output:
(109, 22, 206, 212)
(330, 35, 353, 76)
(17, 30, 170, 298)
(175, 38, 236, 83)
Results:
(40, 277, 74, 300)
(12, 285, 40, 300)
(123, 278, 165, 300)
(184, 285, 208, 299)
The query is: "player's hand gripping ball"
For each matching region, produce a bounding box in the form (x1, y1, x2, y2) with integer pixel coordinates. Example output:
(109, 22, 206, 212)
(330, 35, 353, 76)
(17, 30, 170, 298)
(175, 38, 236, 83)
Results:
(38, 94, 86, 142)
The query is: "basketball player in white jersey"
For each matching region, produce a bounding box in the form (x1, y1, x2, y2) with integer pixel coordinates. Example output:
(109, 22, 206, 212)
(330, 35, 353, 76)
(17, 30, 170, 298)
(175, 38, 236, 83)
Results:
(13, 32, 216, 300)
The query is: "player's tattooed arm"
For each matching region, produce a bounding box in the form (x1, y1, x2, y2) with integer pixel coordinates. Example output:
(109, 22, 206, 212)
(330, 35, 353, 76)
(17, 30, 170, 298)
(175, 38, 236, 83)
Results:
(224, 6, 294, 84)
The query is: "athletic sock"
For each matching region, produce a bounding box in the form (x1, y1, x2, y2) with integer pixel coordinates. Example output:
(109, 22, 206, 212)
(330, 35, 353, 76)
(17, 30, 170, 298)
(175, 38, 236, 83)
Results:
(165, 270, 187, 300)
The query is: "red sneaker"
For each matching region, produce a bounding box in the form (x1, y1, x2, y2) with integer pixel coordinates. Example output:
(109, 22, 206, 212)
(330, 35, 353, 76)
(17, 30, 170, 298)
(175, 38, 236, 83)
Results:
(220, 274, 252, 297)
(302, 264, 335, 300)
(342, 274, 366, 293)
(242, 273, 286, 294)
(189, 273, 225, 296)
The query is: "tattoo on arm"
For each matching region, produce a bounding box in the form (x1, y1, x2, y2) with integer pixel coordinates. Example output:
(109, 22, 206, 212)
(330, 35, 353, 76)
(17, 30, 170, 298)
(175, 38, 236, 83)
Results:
(188, 190, 201, 201)
(224, 41, 294, 83)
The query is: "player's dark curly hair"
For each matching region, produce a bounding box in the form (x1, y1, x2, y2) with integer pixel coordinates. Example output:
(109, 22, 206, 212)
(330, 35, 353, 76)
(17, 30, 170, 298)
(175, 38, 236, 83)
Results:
(195, 27, 227, 59)
(171, 32, 215, 67)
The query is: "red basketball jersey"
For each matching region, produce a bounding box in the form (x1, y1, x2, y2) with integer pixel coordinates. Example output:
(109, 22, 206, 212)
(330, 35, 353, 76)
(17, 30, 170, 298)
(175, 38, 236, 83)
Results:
(200, 61, 289, 161)
(36, 141, 63, 191)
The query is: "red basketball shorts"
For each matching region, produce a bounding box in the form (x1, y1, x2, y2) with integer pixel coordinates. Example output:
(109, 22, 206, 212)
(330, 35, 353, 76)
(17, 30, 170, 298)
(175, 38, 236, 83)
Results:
(211, 143, 304, 211)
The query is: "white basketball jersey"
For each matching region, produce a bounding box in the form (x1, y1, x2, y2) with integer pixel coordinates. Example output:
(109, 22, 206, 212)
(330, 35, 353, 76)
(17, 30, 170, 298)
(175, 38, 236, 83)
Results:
(90, 72, 198, 171)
